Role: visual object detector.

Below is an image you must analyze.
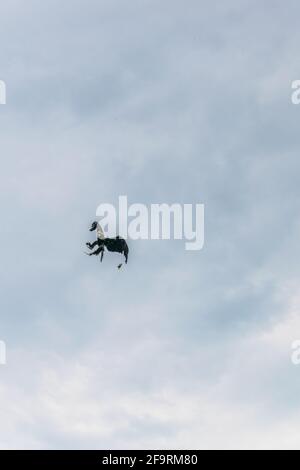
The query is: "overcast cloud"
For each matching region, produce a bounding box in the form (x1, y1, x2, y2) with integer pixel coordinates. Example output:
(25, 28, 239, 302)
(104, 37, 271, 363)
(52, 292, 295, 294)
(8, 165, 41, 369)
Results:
(0, 0, 300, 449)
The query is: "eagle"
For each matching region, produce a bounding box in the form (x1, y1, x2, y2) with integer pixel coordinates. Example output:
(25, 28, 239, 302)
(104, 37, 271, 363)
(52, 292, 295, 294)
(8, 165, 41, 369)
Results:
(85, 221, 129, 268)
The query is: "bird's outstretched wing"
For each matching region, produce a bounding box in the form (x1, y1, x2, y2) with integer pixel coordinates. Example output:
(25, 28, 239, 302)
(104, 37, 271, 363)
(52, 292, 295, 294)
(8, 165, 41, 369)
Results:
(97, 223, 105, 240)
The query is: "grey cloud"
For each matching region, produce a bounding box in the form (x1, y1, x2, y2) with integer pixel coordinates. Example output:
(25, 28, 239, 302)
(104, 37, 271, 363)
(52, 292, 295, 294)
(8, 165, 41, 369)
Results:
(0, 0, 300, 449)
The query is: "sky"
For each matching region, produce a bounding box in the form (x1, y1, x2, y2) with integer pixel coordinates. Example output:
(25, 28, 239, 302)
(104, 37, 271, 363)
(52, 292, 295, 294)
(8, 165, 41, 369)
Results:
(0, 0, 300, 450)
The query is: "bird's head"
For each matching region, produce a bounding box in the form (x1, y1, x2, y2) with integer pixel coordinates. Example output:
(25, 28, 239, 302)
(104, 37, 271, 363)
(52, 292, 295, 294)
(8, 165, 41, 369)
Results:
(89, 221, 98, 232)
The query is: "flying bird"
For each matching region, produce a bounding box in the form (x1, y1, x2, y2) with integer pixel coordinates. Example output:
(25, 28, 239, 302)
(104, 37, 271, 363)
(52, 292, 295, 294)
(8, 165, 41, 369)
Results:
(85, 221, 129, 268)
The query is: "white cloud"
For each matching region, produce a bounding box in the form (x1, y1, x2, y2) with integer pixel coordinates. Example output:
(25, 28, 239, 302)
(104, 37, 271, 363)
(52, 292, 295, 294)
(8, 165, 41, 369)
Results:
(1, 0, 300, 450)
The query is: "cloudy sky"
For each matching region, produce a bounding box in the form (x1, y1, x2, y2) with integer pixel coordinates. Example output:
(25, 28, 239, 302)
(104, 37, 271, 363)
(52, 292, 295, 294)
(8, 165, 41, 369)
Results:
(0, 0, 300, 450)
